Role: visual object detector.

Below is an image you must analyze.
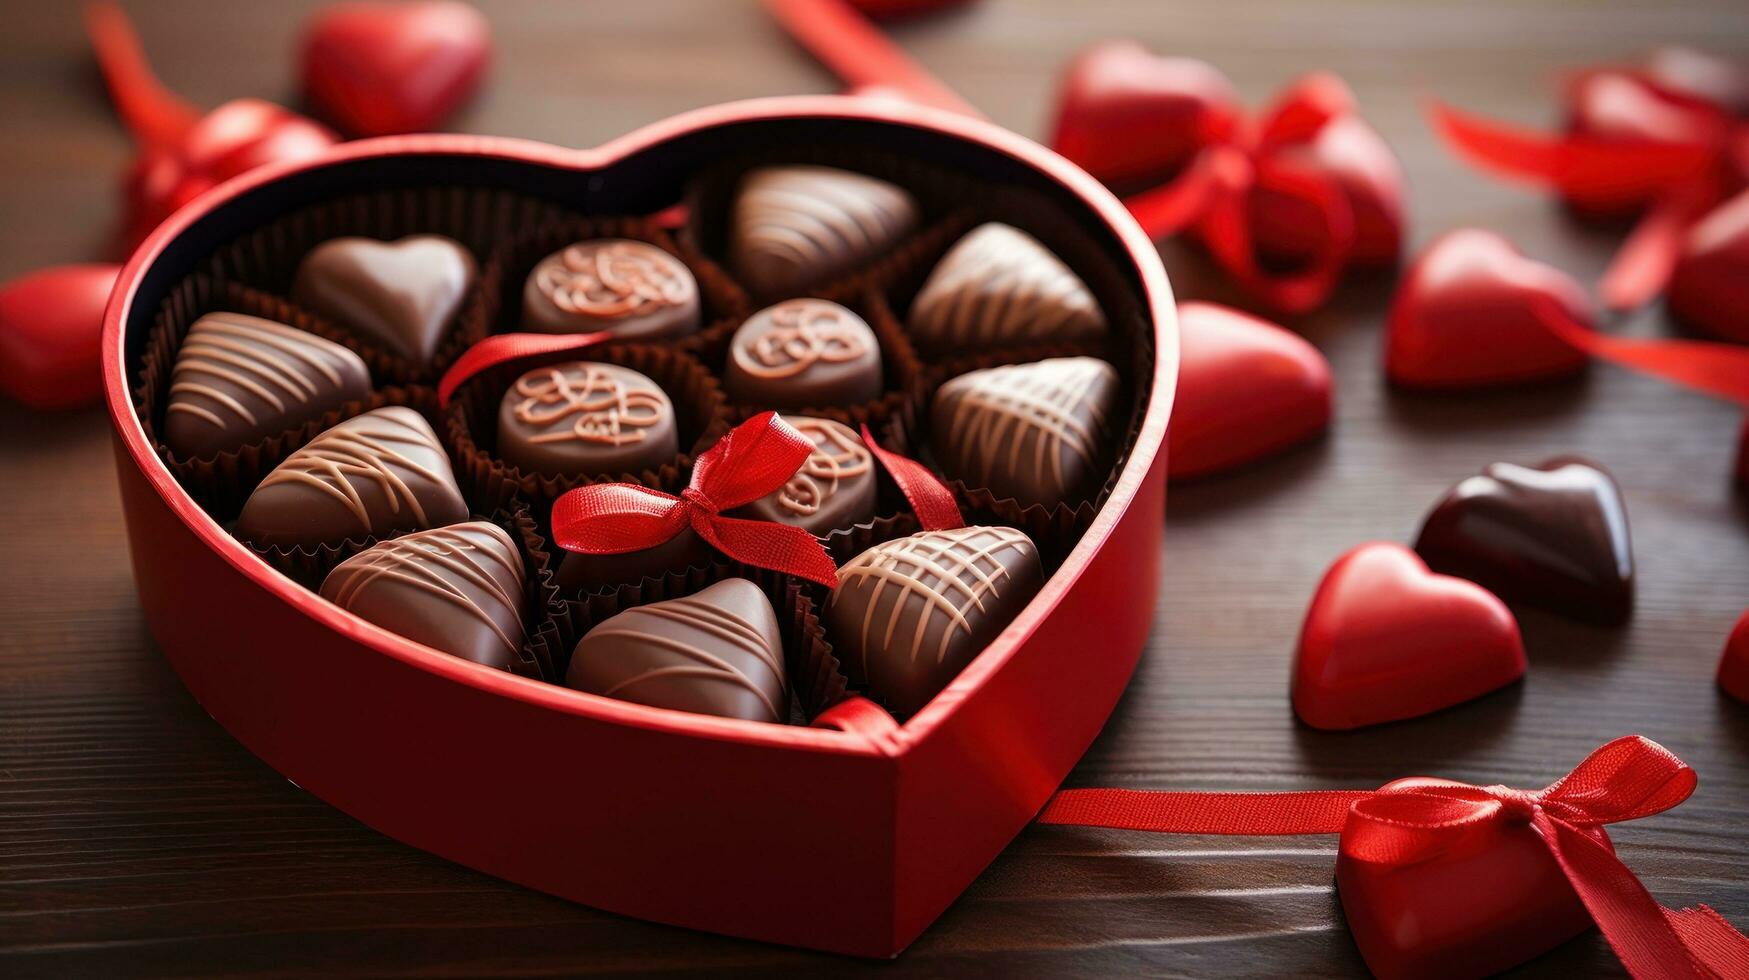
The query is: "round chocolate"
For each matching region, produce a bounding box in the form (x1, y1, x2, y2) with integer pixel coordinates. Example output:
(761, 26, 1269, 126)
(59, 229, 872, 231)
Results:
(495, 361, 679, 478)
(555, 526, 712, 593)
(907, 223, 1107, 353)
(930, 356, 1119, 510)
(722, 299, 883, 409)
(321, 521, 527, 670)
(566, 578, 788, 723)
(727, 416, 877, 535)
(729, 165, 919, 297)
(521, 239, 701, 339)
(290, 234, 476, 365)
(826, 526, 1042, 718)
(163, 312, 371, 458)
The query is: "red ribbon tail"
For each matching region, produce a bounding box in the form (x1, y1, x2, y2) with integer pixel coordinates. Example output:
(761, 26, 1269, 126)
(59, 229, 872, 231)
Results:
(860, 423, 964, 531)
(1038, 789, 1371, 836)
(551, 484, 691, 555)
(1123, 162, 1219, 240)
(696, 514, 841, 588)
(436, 331, 615, 408)
(1538, 303, 1749, 406)
(84, 1, 200, 150)
(761, 0, 982, 118)
(1600, 186, 1721, 311)
(1666, 906, 1749, 980)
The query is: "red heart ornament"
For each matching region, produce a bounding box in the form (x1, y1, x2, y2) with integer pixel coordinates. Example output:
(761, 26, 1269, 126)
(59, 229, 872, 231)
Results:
(0, 264, 121, 411)
(1294, 542, 1526, 730)
(1386, 229, 1594, 389)
(1720, 609, 1749, 704)
(1335, 776, 1608, 979)
(1668, 187, 1749, 345)
(1049, 40, 1240, 190)
(1169, 302, 1332, 479)
(301, 1, 491, 137)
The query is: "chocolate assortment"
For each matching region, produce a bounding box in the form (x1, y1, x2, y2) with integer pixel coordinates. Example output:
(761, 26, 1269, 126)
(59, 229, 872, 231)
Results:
(723, 299, 883, 409)
(291, 234, 476, 365)
(522, 239, 701, 338)
(494, 361, 679, 477)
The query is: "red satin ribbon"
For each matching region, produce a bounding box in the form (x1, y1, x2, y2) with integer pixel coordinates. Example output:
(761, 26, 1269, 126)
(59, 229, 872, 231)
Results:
(858, 423, 964, 530)
(760, 0, 982, 117)
(551, 412, 842, 588)
(436, 330, 614, 408)
(1040, 736, 1749, 980)
(1535, 297, 1749, 405)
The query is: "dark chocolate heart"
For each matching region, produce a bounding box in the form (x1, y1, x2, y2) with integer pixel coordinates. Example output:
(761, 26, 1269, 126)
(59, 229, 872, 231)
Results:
(1415, 456, 1634, 625)
(291, 234, 476, 365)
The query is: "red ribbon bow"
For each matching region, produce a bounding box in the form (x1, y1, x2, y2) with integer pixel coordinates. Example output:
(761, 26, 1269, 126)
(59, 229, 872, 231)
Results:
(551, 412, 842, 588)
(1039, 735, 1749, 979)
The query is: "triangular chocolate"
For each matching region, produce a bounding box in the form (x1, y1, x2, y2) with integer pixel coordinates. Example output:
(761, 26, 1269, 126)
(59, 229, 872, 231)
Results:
(565, 578, 787, 723)
(908, 223, 1106, 353)
(1414, 456, 1634, 624)
(321, 522, 527, 670)
(164, 312, 372, 458)
(929, 356, 1120, 509)
(236, 406, 469, 549)
(291, 234, 476, 364)
(729, 166, 919, 297)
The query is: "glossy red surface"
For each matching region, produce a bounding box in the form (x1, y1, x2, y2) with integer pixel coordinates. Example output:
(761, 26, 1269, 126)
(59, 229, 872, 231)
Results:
(301, 1, 491, 137)
(1721, 609, 1749, 704)
(1669, 187, 1749, 345)
(0, 263, 121, 410)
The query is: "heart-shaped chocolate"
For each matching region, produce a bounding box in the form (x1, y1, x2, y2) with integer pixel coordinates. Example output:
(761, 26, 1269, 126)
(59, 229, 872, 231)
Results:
(1049, 40, 1239, 191)
(300, 0, 491, 137)
(1251, 114, 1406, 267)
(1668, 188, 1749, 345)
(1169, 302, 1331, 479)
(906, 223, 1106, 353)
(1294, 542, 1526, 730)
(291, 234, 476, 365)
(0, 264, 119, 410)
(1719, 609, 1749, 704)
(1385, 229, 1593, 389)
(728, 166, 919, 298)
(1415, 456, 1634, 625)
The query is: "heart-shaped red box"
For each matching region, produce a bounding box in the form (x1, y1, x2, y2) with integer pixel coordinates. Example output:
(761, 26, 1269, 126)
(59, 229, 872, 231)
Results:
(101, 98, 1177, 958)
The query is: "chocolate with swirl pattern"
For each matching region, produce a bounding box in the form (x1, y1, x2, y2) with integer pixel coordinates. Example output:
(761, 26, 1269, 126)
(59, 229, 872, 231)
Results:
(494, 361, 679, 478)
(727, 416, 877, 535)
(907, 223, 1107, 354)
(236, 407, 469, 548)
(722, 299, 883, 410)
(522, 239, 701, 339)
(728, 166, 918, 297)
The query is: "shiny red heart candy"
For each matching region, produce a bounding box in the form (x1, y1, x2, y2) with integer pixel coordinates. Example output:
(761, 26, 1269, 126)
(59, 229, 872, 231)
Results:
(0, 264, 122, 410)
(301, 1, 491, 137)
(1049, 40, 1239, 190)
(1293, 542, 1525, 730)
(1563, 70, 1730, 215)
(1169, 302, 1332, 479)
(1720, 609, 1749, 704)
(1668, 187, 1749, 345)
(1385, 229, 1593, 389)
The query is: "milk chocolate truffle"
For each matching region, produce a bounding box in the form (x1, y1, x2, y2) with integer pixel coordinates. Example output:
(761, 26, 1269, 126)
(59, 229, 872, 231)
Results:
(291, 234, 476, 364)
(236, 407, 468, 548)
(827, 526, 1042, 718)
(728, 416, 877, 535)
(930, 356, 1120, 509)
(163, 312, 371, 458)
(555, 527, 712, 593)
(495, 361, 679, 478)
(1415, 456, 1634, 625)
(522, 239, 701, 339)
(566, 578, 787, 723)
(321, 522, 527, 670)
(908, 223, 1107, 353)
(723, 299, 883, 409)
(729, 165, 919, 297)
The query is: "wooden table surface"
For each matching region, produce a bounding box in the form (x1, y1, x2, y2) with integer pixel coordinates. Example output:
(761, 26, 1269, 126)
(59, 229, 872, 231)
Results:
(4, 1, 1749, 976)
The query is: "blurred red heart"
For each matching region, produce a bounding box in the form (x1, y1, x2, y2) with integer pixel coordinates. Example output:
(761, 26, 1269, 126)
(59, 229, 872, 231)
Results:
(1720, 609, 1749, 704)
(1169, 302, 1332, 479)
(1049, 40, 1239, 190)
(0, 264, 122, 411)
(1294, 542, 1525, 730)
(301, 1, 491, 137)
(1562, 71, 1731, 216)
(1668, 187, 1749, 344)
(1385, 229, 1593, 389)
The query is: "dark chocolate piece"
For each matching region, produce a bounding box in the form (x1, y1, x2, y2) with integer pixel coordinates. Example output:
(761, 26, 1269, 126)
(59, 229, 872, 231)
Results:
(291, 234, 476, 364)
(522, 239, 701, 339)
(826, 526, 1042, 718)
(729, 165, 919, 297)
(565, 578, 788, 723)
(555, 527, 712, 593)
(163, 312, 371, 458)
(727, 416, 877, 535)
(723, 299, 883, 409)
(908, 223, 1107, 353)
(236, 406, 468, 548)
(321, 521, 527, 670)
(495, 361, 679, 478)
(930, 356, 1119, 509)
(1415, 456, 1634, 624)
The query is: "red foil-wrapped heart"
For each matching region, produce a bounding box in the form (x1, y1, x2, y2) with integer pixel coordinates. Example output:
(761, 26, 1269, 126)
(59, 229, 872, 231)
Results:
(1169, 302, 1331, 479)
(1720, 609, 1749, 704)
(1293, 542, 1526, 730)
(0, 264, 121, 411)
(1668, 187, 1749, 344)
(1386, 229, 1592, 389)
(301, 1, 491, 137)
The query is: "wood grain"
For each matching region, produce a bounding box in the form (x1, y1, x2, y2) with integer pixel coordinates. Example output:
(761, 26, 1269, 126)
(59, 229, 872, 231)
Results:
(3, 0, 1749, 975)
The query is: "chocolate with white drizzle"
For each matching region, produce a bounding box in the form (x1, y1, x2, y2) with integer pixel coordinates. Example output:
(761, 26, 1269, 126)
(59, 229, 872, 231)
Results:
(321, 522, 527, 670)
(825, 526, 1042, 718)
(728, 165, 919, 297)
(727, 416, 877, 535)
(566, 578, 788, 723)
(495, 361, 679, 477)
(236, 407, 468, 548)
(163, 312, 371, 458)
(907, 223, 1107, 354)
(522, 239, 701, 339)
(930, 356, 1119, 510)
(722, 299, 883, 409)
